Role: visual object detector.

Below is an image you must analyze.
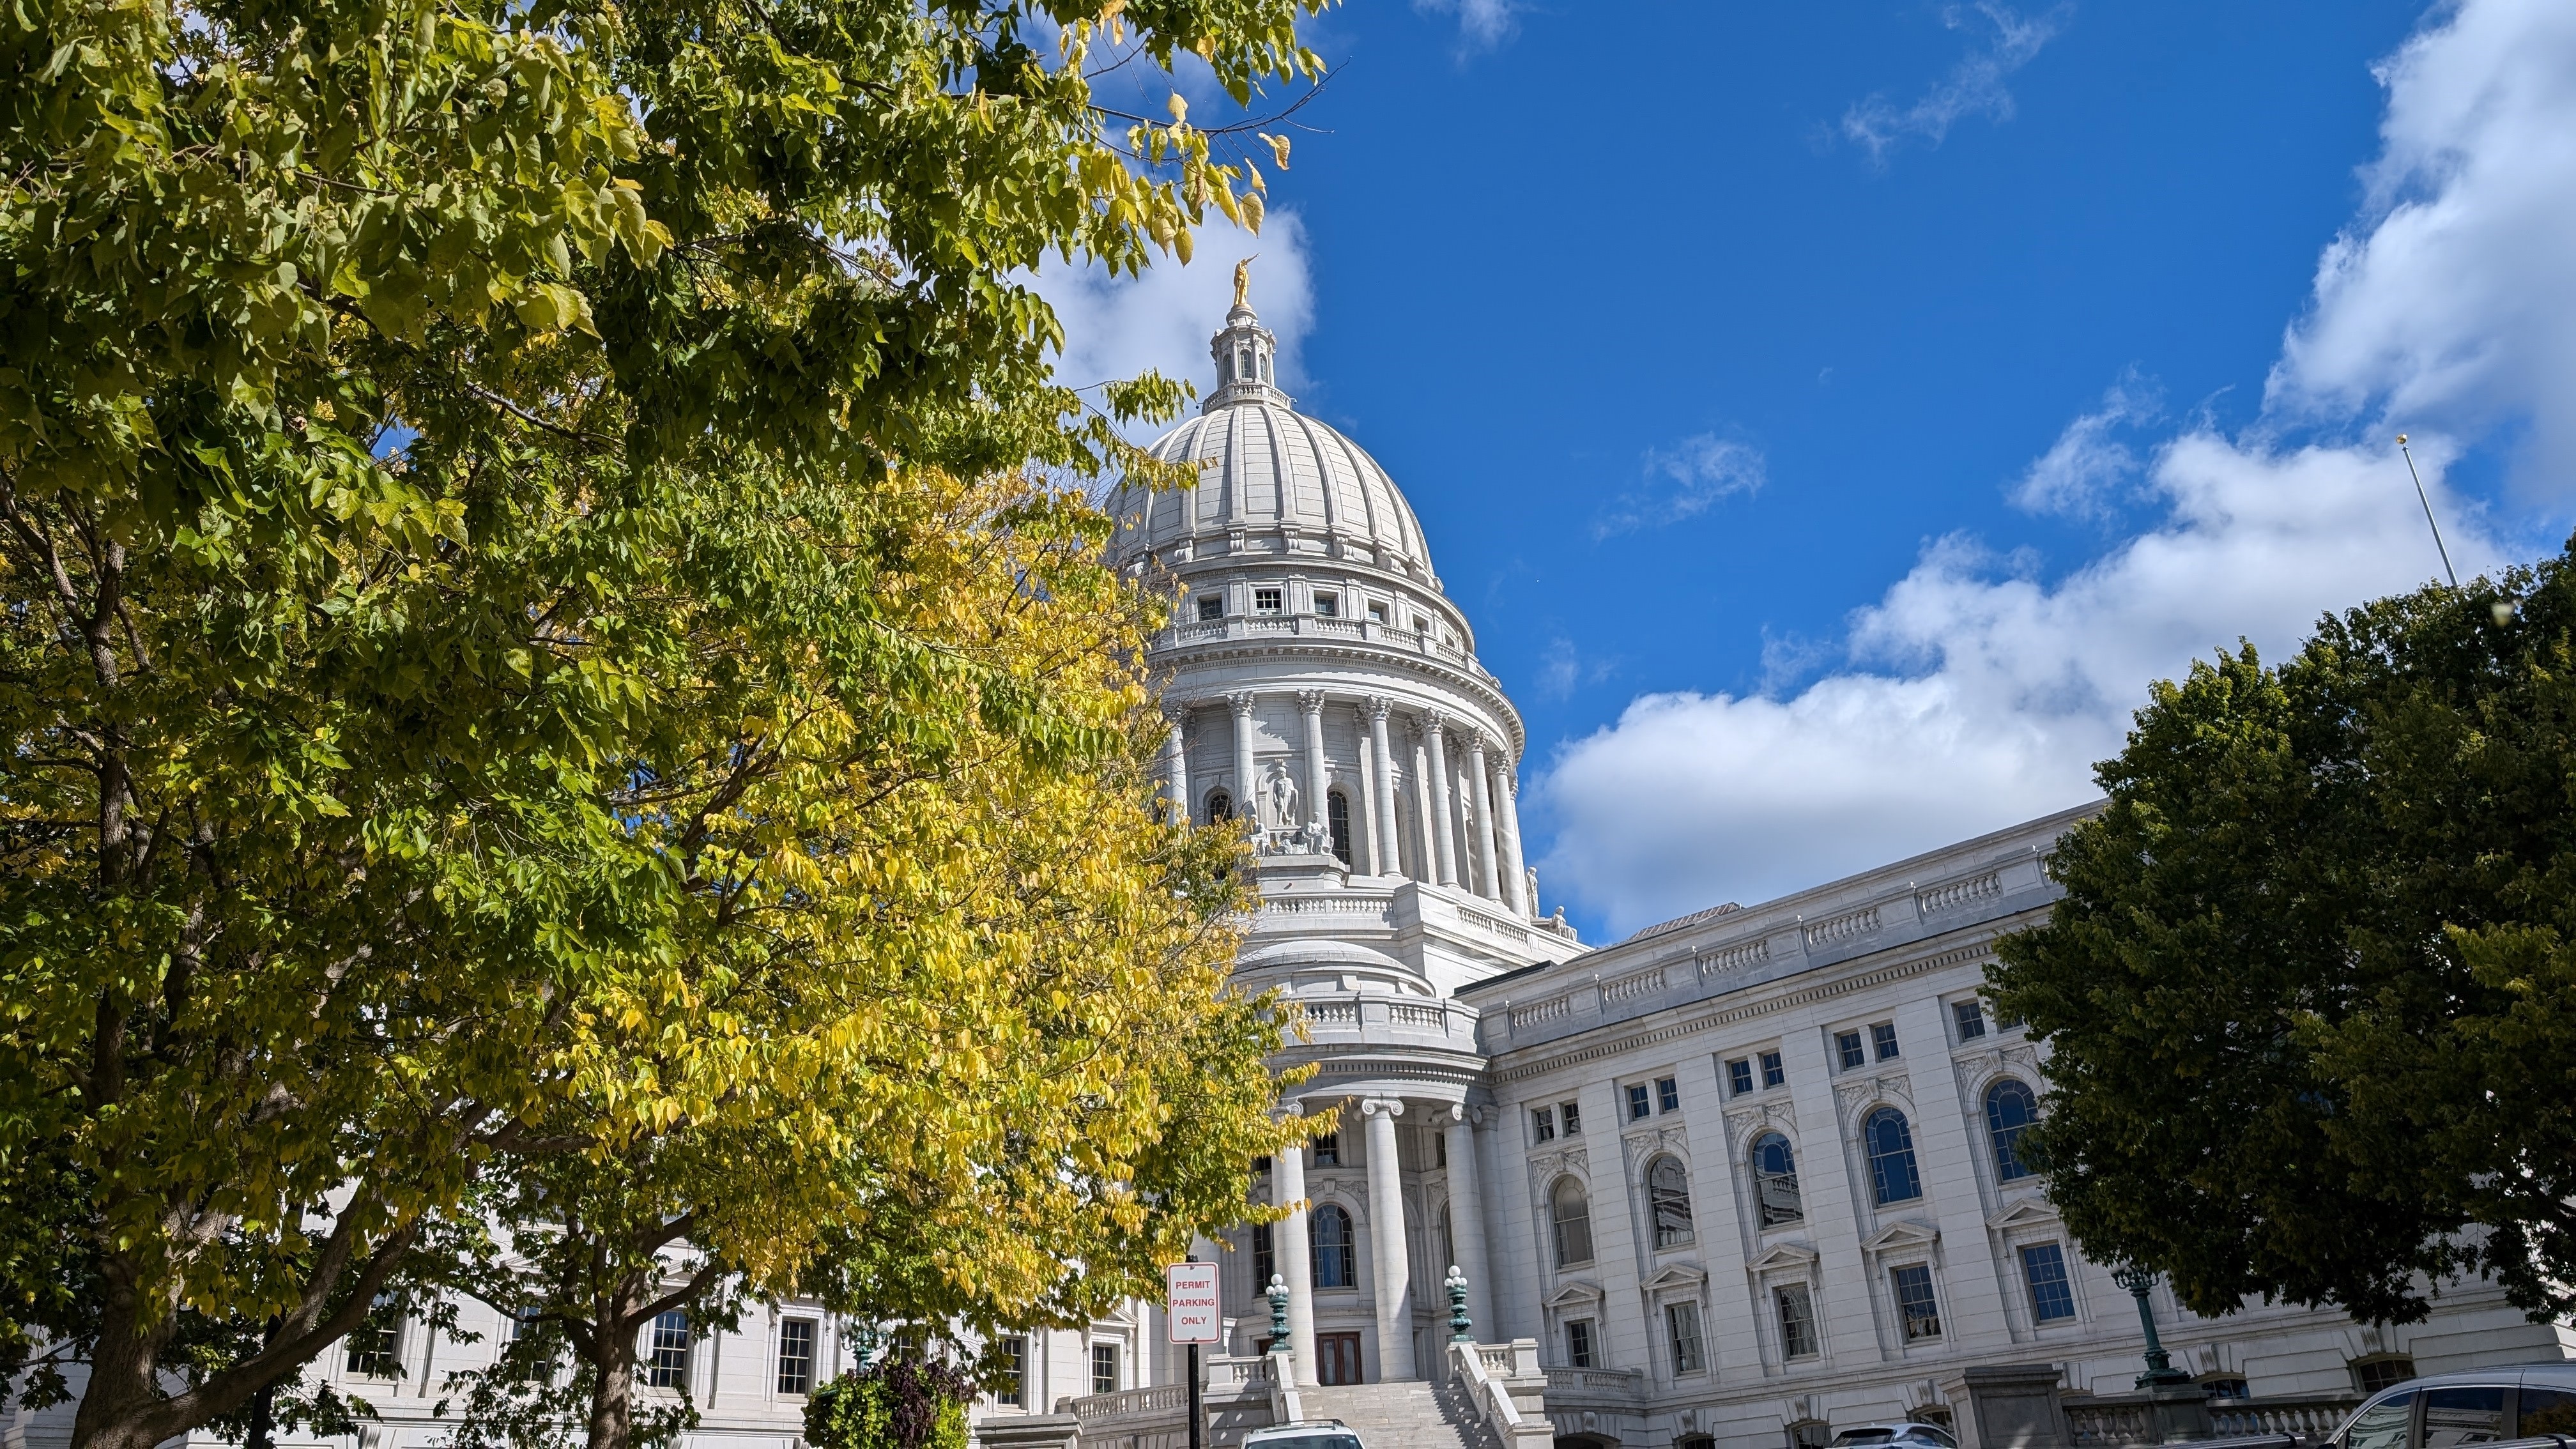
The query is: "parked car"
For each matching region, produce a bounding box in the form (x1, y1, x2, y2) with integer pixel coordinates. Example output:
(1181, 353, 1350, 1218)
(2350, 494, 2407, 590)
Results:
(1830, 1423, 1960, 1449)
(1241, 1420, 1366, 1449)
(2331, 1363, 2576, 1449)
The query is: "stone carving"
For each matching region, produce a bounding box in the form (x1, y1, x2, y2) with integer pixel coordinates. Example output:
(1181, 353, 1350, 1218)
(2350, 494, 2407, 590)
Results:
(1621, 1125, 1693, 1170)
(1261, 758, 1301, 830)
(1834, 1074, 1915, 1124)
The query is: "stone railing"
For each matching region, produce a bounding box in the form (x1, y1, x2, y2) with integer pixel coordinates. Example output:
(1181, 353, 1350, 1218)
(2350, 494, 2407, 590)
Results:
(1600, 966, 1668, 1005)
(1543, 1366, 1646, 1407)
(1053, 1354, 1282, 1449)
(2209, 1397, 2358, 1440)
(2066, 1392, 2356, 1447)
(1803, 905, 1882, 949)
(1449, 1340, 1552, 1449)
(1156, 616, 1485, 677)
(1510, 994, 1572, 1031)
(1918, 870, 2004, 916)
(1698, 937, 1769, 976)
(2066, 1400, 2155, 1446)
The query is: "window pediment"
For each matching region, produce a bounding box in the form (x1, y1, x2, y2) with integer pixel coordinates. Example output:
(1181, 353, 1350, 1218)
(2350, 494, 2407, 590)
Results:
(1861, 1218, 1940, 1254)
(1986, 1198, 2060, 1232)
(1747, 1241, 1818, 1275)
(1545, 1279, 1605, 1310)
(1641, 1263, 1708, 1294)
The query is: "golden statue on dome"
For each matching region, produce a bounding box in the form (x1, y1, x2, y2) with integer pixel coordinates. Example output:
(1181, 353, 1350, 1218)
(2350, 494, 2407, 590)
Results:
(1232, 255, 1255, 310)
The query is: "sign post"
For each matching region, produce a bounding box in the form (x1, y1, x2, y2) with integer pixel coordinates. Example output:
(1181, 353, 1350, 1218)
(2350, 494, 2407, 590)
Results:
(1166, 1262, 1222, 1449)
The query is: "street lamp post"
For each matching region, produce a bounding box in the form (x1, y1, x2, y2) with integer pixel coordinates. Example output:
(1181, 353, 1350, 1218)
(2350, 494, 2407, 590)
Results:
(2112, 1266, 2193, 1390)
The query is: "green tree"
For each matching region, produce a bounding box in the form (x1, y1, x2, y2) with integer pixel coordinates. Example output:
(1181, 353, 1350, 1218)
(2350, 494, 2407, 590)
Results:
(1988, 541, 2576, 1326)
(0, 0, 1321, 1446)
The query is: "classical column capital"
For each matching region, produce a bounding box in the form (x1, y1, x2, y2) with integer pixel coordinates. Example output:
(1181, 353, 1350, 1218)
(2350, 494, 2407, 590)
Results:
(1358, 1097, 1406, 1119)
(1420, 710, 1448, 740)
(1296, 689, 1328, 716)
(1162, 700, 1192, 726)
(1444, 1102, 1469, 1124)
(1463, 732, 1491, 762)
(1226, 691, 1259, 718)
(1366, 694, 1395, 724)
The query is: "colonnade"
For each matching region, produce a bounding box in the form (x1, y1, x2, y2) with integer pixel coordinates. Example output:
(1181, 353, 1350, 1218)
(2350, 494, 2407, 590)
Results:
(1268, 1098, 1496, 1385)
(1159, 691, 1532, 916)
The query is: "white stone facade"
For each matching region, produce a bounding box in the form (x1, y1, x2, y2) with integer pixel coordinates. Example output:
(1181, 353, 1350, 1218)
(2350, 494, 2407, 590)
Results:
(13, 300, 2568, 1449)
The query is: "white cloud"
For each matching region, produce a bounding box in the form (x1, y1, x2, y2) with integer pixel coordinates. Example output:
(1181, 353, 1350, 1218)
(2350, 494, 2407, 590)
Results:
(1413, 0, 1521, 52)
(1542, 0, 2576, 937)
(1027, 213, 1315, 439)
(1841, 2, 2069, 165)
(2010, 371, 2161, 519)
(1538, 434, 2502, 936)
(1594, 434, 1766, 537)
(2270, 0, 2576, 490)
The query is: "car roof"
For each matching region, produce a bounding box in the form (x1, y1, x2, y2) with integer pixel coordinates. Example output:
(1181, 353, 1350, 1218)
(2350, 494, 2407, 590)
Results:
(2365, 1364, 2576, 1398)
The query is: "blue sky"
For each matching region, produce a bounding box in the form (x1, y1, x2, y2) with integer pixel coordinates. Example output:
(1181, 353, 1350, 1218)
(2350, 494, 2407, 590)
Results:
(1045, 0, 2576, 940)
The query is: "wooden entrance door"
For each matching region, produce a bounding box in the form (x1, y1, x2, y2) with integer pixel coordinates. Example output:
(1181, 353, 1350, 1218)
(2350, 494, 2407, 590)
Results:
(1316, 1332, 1363, 1386)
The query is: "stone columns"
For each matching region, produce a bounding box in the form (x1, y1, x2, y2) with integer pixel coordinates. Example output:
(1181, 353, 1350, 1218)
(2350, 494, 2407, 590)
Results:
(1227, 693, 1258, 824)
(1440, 1106, 1494, 1341)
(1368, 700, 1402, 878)
(1163, 708, 1190, 820)
(1297, 690, 1330, 839)
(1360, 1098, 1416, 1381)
(1422, 716, 1442, 882)
(1465, 734, 1501, 901)
(1421, 715, 1459, 887)
(1354, 704, 1383, 874)
(1274, 1116, 1319, 1384)
(1494, 761, 1529, 916)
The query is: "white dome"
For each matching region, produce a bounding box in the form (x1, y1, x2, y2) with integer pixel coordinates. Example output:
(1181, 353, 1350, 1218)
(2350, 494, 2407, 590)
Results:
(1102, 302, 1438, 586)
(1112, 401, 1435, 576)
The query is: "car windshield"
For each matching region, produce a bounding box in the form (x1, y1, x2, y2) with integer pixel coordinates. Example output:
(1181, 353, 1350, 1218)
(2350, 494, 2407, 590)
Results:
(1250, 1437, 1363, 1449)
(1835, 1434, 1897, 1445)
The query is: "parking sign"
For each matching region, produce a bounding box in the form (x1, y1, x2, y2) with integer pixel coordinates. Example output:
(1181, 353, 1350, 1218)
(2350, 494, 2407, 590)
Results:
(1165, 1261, 1222, 1344)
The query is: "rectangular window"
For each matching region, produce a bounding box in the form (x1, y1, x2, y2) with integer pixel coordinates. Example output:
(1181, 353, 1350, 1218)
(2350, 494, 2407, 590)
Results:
(1314, 592, 1339, 618)
(777, 1318, 817, 1395)
(1871, 1022, 1901, 1061)
(344, 1300, 402, 1379)
(1891, 1264, 1942, 1342)
(1367, 601, 1388, 624)
(2021, 1243, 2076, 1322)
(1775, 1285, 1819, 1359)
(1559, 1100, 1583, 1135)
(1656, 1077, 1682, 1114)
(1836, 1030, 1866, 1070)
(1531, 1107, 1556, 1142)
(1953, 1000, 1988, 1040)
(1626, 1083, 1652, 1121)
(1091, 1343, 1119, 1397)
(1565, 1319, 1597, 1370)
(1434, 1131, 1447, 1167)
(1760, 1050, 1786, 1088)
(998, 1336, 1027, 1407)
(1665, 1302, 1705, 1375)
(1727, 1059, 1755, 1096)
(1313, 1131, 1340, 1166)
(1197, 594, 1224, 621)
(1254, 586, 1283, 613)
(647, 1310, 691, 1389)
(1253, 1222, 1276, 1289)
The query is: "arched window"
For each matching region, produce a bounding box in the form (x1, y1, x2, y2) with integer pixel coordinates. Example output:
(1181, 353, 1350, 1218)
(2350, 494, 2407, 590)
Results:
(1327, 790, 1353, 866)
(1310, 1204, 1354, 1289)
(1985, 1079, 2039, 1182)
(1550, 1179, 1594, 1268)
(1205, 788, 1232, 825)
(1865, 1107, 1922, 1205)
(1645, 1155, 1694, 1248)
(1751, 1131, 1802, 1227)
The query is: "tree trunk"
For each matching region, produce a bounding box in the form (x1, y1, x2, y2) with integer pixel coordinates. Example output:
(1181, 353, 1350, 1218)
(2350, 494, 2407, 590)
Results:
(68, 1269, 177, 1449)
(586, 1308, 640, 1449)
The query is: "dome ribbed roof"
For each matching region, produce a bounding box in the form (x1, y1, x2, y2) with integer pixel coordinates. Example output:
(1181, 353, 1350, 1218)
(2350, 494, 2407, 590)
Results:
(1102, 300, 1438, 582)
(1111, 401, 1434, 573)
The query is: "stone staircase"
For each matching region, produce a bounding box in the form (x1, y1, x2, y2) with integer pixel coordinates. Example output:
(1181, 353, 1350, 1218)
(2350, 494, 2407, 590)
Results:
(1296, 1379, 1505, 1449)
